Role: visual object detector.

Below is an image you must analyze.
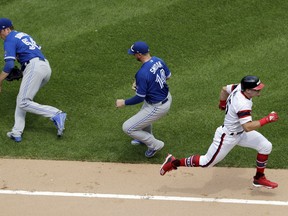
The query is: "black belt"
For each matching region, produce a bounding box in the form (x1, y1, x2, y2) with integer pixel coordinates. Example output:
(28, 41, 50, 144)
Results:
(230, 131, 244, 135)
(24, 57, 45, 66)
(161, 98, 168, 104)
(21, 57, 45, 71)
(222, 125, 244, 135)
(148, 98, 168, 105)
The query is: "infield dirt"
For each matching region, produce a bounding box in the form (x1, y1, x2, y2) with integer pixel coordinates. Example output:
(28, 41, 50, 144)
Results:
(0, 159, 287, 216)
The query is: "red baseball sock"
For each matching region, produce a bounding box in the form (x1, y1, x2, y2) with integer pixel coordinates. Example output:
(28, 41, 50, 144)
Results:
(255, 153, 268, 178)
(178, 155, 200, 167)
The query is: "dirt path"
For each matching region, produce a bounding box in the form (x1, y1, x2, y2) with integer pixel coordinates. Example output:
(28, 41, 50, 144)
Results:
(0, 159, 287, 216)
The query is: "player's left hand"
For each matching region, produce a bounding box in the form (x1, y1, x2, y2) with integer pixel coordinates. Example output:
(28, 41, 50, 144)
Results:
(259, 111, 279, 126)
(266, 111, 279, 123)
(116, 99, 125, 108)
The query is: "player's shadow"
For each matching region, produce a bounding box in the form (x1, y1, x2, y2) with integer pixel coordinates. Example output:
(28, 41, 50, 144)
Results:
(158, 167, 277, 197)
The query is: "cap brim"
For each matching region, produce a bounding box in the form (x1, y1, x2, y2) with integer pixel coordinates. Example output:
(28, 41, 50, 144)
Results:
(253, 83, 265, 90)
(128, 49, 135, 55)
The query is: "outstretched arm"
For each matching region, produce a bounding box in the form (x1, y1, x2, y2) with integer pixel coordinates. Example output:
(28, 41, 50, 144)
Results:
(242, 112, 279, 132)
(116, 95, 144, 108)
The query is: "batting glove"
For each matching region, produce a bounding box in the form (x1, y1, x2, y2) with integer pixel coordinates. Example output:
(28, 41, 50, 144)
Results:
(259, 111, 279, 126)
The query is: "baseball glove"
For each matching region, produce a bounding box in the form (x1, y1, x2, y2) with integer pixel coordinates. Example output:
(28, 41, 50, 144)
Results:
(5, 66, 23, 81)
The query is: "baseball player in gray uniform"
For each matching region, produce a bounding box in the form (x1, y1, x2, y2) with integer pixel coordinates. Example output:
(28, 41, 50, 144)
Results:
(116, 41, 172, 158)
(0, 18, 66, 142)
(160, 75, 279, 189)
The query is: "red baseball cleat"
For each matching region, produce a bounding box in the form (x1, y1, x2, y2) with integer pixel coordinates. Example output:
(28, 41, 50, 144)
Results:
(253, 175, 278, 189)
(160, 154, 177, 176)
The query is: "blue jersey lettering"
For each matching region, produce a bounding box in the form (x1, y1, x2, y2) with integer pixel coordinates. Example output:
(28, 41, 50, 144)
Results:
(150, 61, 163, 74)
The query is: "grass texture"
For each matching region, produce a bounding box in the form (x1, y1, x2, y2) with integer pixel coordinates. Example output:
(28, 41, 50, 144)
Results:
(0, 0, 287, 169)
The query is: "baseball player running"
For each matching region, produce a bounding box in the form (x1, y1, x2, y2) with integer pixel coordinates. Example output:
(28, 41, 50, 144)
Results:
(116, 41, 172, 158)
(0, 18, 67, 142)
(160, 75, 279, 189)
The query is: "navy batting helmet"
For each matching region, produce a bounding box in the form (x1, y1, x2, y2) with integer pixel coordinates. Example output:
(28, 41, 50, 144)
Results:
(241, 75, 265, 91)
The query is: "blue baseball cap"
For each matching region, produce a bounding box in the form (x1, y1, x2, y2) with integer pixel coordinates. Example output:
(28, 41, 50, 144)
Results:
(128, 41, 149, 55)
(0, 18, 13, 30)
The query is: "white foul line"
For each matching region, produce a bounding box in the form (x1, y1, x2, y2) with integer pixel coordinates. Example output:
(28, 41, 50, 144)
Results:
(0, 189, 287, 206)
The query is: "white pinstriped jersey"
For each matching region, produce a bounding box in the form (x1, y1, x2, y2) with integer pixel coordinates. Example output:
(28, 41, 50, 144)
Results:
(224, 84, 253, 133)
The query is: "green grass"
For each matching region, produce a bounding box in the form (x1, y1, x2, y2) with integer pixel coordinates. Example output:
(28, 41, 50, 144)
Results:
(0, 0, 287, 169)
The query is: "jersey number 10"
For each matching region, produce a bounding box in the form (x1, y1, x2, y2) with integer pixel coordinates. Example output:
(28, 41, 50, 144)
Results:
(155, 69, 167, 89)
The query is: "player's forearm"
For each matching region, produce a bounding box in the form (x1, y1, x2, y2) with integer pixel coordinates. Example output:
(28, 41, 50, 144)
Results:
(0, 71, 8, 78)
(242, 121, 261, 132)
(0, 71, 9, 93)
(242, 112, 279, 132)
(0, 71, 9, 83)
(219, 86, 229, 101)
(218, 86, 229, 110)
(125, 95, 144, 105)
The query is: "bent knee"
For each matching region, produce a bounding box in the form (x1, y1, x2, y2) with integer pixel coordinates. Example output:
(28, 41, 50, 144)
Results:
(122, 122, 132, 135)
(259, 141, 272, 154)
(18, 98, 31, 109)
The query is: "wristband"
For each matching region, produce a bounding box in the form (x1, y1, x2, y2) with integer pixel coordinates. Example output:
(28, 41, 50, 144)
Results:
(219, 100, 226, 110)
(259, 117, 268, 126)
